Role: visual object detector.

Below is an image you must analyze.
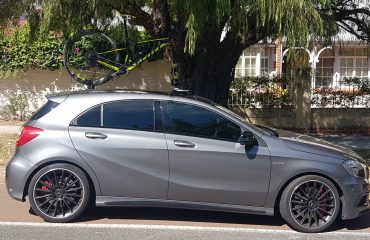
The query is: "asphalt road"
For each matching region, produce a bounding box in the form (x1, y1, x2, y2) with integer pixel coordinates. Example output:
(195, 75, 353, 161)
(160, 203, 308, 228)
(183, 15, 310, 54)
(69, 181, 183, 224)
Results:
(0, 183, 370, 239)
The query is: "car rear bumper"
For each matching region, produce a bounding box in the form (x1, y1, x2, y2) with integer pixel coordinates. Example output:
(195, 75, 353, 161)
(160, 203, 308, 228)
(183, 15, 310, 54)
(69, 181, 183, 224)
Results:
(5, 149, 33, 202)
(340, 176, 370, 220)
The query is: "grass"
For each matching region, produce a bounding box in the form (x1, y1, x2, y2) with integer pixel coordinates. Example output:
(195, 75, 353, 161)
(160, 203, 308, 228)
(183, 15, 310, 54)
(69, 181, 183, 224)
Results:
(0, 133, 17, 165)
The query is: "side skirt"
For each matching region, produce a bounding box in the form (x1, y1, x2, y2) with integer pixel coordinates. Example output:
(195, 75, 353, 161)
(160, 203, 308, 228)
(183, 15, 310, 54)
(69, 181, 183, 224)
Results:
(96, 196, 274, 216)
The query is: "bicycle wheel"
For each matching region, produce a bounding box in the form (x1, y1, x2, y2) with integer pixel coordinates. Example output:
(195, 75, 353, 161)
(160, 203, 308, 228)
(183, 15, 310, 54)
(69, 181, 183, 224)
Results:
(64, 30, 122, 87)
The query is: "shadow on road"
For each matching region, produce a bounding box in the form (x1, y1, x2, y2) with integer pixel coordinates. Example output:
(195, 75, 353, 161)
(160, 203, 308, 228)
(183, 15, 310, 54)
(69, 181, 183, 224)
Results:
(78, 206, 286, 227)
(76, 206, 370, 231)
(330, 213, 370, 231)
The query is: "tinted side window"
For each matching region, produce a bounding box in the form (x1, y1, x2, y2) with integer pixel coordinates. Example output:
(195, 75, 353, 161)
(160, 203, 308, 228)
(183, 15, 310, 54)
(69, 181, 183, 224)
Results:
(165, 102, 241, 141)
(103, 100, 154, 131)
(72, 105, 101, 127)
(30, 100, 60, 121)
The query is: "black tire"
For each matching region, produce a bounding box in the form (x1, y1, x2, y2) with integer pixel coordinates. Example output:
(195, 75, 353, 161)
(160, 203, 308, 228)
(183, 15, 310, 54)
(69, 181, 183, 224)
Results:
(64, 30, 121, 87)
(28, 163, 90, 223)
(279, 175, 340, 233)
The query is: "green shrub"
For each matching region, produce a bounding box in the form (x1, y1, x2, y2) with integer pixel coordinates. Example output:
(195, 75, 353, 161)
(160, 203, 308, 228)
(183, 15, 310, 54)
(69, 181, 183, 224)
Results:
(0, 23, 64, 72)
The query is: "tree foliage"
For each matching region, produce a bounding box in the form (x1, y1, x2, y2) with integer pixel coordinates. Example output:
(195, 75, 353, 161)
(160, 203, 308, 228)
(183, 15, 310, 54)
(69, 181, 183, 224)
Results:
(0, 23, 64, 72)
(0, 0, 369, 105)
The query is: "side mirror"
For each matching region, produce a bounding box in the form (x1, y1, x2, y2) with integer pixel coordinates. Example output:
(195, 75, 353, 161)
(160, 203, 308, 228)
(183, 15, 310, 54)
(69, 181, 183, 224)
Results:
(240, 131, 258, 147)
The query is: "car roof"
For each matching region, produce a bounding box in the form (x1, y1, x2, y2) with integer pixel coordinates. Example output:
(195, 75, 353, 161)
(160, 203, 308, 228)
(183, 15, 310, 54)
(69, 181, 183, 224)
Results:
(47, 89, 217, 106)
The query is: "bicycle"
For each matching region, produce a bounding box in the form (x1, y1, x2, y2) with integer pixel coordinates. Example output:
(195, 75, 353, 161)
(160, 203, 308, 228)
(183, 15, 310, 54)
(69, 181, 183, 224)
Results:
(63, 15, 175, 89)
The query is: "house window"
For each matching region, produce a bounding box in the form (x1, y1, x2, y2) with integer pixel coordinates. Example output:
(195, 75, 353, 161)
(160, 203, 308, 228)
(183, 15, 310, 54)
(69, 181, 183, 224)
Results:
(260, 58, 269, 76)
(235, 58, 243, 78)
(244, 58, 257, 76)
(234, 47, 271, 78)
(259, 48, 269, 76)
(356, 58, 369, 77)
(317, 58, 334, 86)
(243, 48, 257, 76)
(339, 47, 369, 78)
(340, 57, 354, 77)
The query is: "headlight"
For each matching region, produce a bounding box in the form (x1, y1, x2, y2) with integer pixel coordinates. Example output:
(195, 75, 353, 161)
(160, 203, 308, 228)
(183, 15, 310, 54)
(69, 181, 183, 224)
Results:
(343, 160, 368, 179)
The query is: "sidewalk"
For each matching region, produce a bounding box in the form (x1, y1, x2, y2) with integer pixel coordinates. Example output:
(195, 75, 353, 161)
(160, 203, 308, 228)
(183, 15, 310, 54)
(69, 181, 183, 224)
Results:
(0, 167, 4, 183)
(309, 134, 370, 149)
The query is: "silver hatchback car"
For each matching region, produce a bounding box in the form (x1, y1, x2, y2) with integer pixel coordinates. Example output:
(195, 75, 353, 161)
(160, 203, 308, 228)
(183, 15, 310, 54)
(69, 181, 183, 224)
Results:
(6, 90, 370, 233)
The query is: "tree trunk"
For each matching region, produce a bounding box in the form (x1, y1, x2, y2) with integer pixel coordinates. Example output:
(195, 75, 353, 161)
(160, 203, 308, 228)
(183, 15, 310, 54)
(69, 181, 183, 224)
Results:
(174, 35, 246, 106)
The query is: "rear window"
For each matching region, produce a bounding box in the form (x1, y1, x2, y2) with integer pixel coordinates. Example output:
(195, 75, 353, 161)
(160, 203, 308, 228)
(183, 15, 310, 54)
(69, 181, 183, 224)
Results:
(71, 100, 155, 131)
(29, 100, 60, 121)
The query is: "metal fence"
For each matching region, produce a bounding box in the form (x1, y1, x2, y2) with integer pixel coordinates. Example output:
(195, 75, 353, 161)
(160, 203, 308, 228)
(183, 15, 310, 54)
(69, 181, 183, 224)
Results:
(228, 76, 370, 109)
(228, 76, 294, 108)
(311, 77, 370, 108)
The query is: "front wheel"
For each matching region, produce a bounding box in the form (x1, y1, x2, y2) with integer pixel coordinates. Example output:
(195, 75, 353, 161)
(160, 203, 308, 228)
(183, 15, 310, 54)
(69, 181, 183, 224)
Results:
(64, 30, 122, 87)
(28, 163, 90, 223)
(279, 175, 340, 233)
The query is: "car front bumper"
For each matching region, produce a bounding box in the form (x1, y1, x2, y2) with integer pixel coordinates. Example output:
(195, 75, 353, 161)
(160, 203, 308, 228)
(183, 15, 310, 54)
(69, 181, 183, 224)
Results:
(340, 176, 370, 220)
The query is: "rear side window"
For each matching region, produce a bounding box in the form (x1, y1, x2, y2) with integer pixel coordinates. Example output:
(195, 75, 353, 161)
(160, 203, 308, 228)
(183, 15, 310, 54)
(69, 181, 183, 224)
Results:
(72, 105, 101, 127)
(103, 100, 154, 131)
(30, 100, 60, 121)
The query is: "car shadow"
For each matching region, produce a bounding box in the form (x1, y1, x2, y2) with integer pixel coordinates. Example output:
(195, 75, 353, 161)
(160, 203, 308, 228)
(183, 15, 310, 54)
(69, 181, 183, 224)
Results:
(77, 206, 286, 227)
(329, 213, 370, 231)
(76, 206, 370, 232)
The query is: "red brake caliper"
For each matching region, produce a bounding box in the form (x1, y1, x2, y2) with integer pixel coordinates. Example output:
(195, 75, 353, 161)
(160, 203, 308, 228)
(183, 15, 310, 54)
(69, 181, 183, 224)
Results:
(41, 180, 51, 190)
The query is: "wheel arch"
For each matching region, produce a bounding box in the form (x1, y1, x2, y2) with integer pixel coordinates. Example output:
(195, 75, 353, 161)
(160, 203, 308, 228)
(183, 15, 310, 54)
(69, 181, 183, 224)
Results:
(22, 160, 100, 202)
(273, 172, 344, 212)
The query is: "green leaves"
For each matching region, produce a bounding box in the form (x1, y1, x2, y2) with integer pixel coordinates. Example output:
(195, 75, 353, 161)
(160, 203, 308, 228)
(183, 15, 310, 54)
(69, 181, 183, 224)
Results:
(185, 13, 196, 55)
(0, 23, 64, 72)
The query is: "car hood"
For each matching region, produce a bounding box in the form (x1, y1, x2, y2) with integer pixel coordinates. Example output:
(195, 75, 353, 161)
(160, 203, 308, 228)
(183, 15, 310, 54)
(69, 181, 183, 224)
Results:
(276, 129, 363, 162)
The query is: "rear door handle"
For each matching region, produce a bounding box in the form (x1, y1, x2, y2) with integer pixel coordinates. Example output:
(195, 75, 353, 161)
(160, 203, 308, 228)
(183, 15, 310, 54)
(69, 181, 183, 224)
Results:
(174, 140, 196, 148)
(85, 132, 107, 139)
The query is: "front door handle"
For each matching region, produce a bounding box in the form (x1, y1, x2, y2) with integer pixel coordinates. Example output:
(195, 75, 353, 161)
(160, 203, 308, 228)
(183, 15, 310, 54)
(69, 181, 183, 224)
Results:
(174, 140, 196, 148)
(85, 132, 107, 139)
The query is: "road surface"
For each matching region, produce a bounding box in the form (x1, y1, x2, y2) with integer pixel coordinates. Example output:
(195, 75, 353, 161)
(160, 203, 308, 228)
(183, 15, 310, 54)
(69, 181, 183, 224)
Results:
(0, 183, 370, 239)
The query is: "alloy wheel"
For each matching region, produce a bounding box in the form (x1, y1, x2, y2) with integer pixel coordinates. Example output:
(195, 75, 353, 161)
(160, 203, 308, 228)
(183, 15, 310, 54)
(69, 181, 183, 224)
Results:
(33, 168, 85, 219)
(289, 180, 336, 229)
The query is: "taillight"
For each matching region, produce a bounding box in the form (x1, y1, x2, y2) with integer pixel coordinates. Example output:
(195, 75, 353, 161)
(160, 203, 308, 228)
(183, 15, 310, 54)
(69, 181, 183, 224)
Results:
(16, 126, 43, 146)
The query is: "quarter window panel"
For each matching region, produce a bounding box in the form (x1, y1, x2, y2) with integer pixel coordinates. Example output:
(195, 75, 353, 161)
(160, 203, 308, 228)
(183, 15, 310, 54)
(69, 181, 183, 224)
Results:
(103, 100, 154, 131)
(72, 105, 101, 127)
(166, 102, 241, 142)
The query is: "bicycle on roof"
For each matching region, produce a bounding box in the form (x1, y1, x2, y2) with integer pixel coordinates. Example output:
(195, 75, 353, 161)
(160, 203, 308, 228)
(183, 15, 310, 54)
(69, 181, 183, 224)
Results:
(63, 14, 177, 89)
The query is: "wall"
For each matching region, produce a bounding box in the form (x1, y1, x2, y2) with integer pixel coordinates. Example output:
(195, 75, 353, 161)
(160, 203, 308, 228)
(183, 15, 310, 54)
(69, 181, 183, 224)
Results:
(0, 60, 172, 92)
(233, 107, 370, 135)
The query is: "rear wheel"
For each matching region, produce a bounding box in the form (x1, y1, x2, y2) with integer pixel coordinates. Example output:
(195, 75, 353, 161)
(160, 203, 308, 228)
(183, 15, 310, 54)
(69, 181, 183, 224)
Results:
(28, 163, 90, 223)
(279, 175, 340, 233)
(64, 30, 122, 87)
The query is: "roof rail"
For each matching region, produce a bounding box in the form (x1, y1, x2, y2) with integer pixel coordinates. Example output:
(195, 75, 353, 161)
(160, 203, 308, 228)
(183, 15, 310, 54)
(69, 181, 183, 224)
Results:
(171, 87, 191, 96)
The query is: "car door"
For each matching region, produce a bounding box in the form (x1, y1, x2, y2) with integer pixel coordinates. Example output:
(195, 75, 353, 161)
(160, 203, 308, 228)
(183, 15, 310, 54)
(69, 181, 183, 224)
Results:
(69, 100, 169, 199)
(162, 101, 271, 207)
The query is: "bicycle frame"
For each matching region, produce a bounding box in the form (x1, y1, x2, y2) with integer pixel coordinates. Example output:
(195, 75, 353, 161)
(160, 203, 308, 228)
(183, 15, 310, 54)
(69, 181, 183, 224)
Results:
(64, 12, 174, 89)
(95, 38, 169, 74)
